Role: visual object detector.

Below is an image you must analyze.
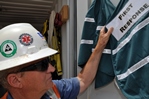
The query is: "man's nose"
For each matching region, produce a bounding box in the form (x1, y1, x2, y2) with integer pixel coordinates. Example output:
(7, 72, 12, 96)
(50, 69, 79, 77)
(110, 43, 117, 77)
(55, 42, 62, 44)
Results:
(47, 63, 55, 73)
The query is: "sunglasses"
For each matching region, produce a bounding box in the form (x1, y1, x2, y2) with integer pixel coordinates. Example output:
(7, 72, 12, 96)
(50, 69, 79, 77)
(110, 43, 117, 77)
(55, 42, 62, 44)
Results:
(18, 58, 50, 72)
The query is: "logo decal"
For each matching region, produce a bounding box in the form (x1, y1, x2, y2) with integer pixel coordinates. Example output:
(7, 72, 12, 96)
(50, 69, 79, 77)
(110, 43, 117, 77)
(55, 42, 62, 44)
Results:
(19, 33, 33, 46)
(37, 32, 44, 38)
(0, 40, 17, 58)
(37, 32, 46, 40)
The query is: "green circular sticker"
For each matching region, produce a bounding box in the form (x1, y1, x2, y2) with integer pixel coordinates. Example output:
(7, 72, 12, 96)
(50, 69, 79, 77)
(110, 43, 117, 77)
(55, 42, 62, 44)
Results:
(0, 40, 17, 58)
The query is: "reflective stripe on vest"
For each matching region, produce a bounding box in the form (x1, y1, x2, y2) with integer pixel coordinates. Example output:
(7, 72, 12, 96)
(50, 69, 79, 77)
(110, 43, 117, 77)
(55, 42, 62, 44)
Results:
(47, 84, 61, 99)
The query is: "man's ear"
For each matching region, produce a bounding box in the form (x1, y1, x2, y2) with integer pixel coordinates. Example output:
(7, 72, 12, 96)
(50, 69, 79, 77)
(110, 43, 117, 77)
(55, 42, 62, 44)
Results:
(7, 74, 22, 88)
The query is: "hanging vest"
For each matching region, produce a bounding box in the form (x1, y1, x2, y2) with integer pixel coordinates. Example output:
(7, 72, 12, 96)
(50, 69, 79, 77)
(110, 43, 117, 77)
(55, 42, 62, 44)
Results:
(106, 0, 149, 98)
(50, 28, 62, 76)
(78, 0, 116, 88)
(0, 84, 61, 99)
(79, 0, 149, 98)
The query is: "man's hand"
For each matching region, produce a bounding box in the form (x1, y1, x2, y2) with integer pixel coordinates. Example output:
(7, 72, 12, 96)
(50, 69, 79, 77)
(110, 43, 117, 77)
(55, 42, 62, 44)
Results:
(96, 26, 114, 50)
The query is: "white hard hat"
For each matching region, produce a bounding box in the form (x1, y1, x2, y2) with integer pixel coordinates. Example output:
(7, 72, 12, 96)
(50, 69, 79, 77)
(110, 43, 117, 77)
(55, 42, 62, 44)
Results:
(0, 23, 57, 71)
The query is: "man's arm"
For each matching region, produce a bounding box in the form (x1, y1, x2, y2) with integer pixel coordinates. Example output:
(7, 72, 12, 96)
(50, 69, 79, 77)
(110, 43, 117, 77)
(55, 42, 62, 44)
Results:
(77, 26, 114, 93)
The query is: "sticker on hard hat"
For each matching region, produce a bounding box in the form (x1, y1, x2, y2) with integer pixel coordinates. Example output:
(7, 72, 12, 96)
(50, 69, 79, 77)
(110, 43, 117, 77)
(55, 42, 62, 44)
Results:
(37, 32, 44, 38)
(19, 33, 33, 46)
(0, 40, 17, 58)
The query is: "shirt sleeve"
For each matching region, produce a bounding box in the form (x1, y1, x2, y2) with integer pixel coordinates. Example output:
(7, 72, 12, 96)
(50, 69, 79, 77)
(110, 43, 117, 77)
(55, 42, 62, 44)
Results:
(52, 77, 80, 99)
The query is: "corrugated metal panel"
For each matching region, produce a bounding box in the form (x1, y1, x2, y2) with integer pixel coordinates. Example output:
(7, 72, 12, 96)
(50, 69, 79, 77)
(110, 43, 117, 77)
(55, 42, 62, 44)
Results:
(0, 0, 56, 25)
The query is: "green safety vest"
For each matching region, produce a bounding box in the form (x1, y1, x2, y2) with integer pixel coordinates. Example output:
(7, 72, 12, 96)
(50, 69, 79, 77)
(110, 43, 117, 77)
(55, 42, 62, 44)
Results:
(78, 0, 116, 88)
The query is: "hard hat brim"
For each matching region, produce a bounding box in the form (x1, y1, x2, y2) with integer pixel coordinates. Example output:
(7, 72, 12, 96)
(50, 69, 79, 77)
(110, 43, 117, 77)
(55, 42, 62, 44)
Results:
(0, 47, 58, 71)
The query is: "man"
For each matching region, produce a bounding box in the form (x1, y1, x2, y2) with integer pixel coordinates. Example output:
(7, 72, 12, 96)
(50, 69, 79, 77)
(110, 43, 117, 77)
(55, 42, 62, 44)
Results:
(0, 23, 113, 99)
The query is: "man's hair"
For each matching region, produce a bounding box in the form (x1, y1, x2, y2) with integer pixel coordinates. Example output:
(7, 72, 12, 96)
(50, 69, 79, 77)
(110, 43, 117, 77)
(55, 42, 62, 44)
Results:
(0, 66, 23, 89)
(0, 69, 12, 89)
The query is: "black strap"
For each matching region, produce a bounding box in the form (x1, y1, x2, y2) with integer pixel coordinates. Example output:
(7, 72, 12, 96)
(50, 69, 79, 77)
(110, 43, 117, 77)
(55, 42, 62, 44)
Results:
(0, 84, 7, 98)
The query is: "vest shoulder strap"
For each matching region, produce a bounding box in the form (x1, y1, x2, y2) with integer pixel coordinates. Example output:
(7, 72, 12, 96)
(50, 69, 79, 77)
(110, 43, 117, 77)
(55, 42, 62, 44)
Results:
(52, 84, 61, 99)
(0, 92, 8, 99)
